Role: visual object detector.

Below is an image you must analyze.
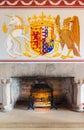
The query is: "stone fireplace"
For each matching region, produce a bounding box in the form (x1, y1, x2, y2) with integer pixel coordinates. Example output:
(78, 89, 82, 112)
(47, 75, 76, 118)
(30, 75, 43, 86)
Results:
(0, 63, 84, 112)
(0, 76, 76, 111)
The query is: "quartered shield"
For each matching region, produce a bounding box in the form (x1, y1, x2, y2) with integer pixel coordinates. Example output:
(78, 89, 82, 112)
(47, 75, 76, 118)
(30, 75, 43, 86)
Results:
(30, 26, 54, 55)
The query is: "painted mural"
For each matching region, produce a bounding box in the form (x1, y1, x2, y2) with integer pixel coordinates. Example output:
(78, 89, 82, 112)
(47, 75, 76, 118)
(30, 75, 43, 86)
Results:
(0, 0, 84, 62)
(1, 11, 81, 61)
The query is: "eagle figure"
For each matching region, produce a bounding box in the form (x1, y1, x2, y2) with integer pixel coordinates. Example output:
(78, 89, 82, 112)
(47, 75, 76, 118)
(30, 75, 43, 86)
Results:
(55, 15, 80, 59)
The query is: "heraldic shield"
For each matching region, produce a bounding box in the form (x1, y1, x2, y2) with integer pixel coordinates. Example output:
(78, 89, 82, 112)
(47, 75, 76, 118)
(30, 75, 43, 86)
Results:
(30, 26, 54, 55)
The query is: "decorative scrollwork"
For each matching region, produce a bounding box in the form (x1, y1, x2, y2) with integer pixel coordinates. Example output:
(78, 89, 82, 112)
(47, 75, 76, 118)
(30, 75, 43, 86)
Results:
(34, 0, 47, 5)
(63, 0, 77, 5)
(0, 0, 5, 6)
(6, 0, 19, 5)
(78, 0, 84, 5)
(20, 0, 33, 6)
(48, 0, 62, 6)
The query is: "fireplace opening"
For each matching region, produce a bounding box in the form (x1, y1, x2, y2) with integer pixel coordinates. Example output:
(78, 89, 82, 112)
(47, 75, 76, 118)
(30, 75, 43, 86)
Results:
(31, 83, 53, 108)
(12, 77, 74, 110)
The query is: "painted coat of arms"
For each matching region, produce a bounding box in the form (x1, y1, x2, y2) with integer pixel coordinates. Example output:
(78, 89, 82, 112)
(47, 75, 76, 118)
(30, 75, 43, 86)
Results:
(2, 12, 80, 59)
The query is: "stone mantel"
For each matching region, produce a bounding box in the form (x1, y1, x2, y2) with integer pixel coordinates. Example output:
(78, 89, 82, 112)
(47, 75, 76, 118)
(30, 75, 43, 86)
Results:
(0, 63, 84, 79)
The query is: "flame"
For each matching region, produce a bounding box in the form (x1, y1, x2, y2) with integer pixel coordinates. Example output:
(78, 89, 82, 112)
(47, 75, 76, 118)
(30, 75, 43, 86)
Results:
(33, 91, 51, 107)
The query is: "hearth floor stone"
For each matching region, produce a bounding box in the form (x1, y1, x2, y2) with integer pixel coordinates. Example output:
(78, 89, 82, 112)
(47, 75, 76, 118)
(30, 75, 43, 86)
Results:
(0, 108, 84, 128)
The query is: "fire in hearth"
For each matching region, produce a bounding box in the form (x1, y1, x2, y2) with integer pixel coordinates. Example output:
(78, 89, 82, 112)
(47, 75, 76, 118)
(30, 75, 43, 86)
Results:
(31, 83, 53, 108)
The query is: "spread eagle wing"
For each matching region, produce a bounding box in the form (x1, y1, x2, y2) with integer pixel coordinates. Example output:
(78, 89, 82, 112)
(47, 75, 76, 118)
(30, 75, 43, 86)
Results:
(55, 15, 60, 28)
(54, 15, 65, 49)
(71, 16, 80, 51)
(60, 16, 80, 57)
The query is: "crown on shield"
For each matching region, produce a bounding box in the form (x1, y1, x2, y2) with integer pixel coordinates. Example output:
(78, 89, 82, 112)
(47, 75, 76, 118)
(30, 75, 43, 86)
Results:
(27, 12, 54, 27)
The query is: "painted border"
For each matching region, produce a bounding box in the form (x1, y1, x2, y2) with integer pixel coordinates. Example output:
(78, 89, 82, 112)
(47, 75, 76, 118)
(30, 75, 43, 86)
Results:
(0, 0, 84, 62)
(0, 0, 84, 8)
